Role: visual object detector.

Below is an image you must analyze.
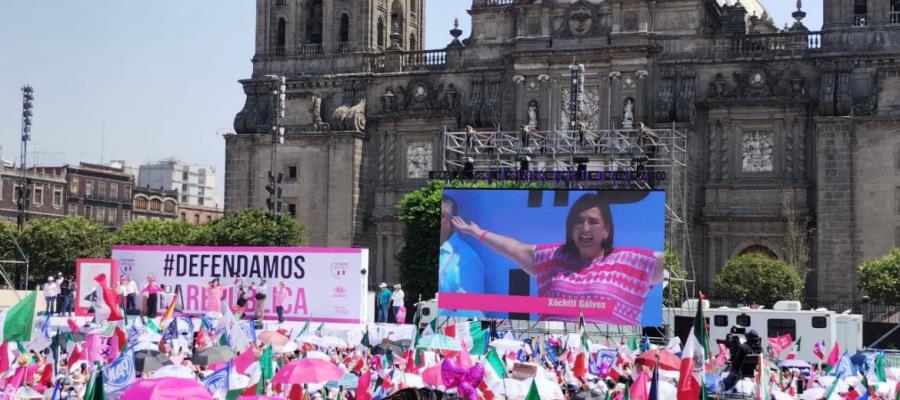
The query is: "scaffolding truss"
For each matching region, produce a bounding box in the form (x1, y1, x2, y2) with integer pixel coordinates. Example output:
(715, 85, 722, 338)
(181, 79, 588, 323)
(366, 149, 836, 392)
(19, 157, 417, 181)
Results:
(440, 125, 696, 301)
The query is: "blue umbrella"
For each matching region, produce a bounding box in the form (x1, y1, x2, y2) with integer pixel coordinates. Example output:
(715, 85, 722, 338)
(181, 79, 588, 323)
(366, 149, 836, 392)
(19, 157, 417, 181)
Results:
(325, 372, 359, 389)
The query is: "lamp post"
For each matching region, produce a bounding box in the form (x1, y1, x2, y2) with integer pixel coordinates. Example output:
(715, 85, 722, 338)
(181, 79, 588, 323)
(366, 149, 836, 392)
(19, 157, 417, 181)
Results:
(264, 75, 286, 217)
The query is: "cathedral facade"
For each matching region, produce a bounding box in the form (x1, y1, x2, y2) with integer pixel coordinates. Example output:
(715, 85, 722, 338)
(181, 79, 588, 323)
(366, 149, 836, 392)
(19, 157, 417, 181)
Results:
(226, 0, 900, 299)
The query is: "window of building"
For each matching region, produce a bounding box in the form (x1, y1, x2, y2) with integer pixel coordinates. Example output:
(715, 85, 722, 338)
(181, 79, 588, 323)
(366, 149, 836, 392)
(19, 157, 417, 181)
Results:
(181, 212, 186, 221)
(85, 205, 93, 219)
(194, 214, 200, 224)
(164, 200, 176, 213)
(339, 14, 350, 43)
(124, 185, 132, 200)
(288, 203, 297, 217)
(277, 17, 287, 47)
(85, 180, 94, 198)
(134, 197, 148, 210)
(288, 166, 297, 179)
(198, 197, 205, 206)
(736, 314, 751, 327)
(53, 189, 63, 208)
(812, 316, 827, 329)
(181, 195, 189, 203)
(70, 177, 79, 194)
(854, 0, 868, 25)
(182, 168, 189, 180)
(110, 183, 118, 201)
(893, 0, 900, 23)
(33, 185, 43, 205)
(767, 319, 797, 338)
(98, 181, 107, 200)
(305, 0, 323, 44)
(377, 17, 385, 48)
(68, 203, 77, 215)
(149, 199, 162, 212)
(96, 207, 105, 222)
(181, 183, 188, 193)
(713, 315, 729, 327)
(207, 215, 212, 223)
(107, 208, 117, 225)
(123, 209, 131, 222)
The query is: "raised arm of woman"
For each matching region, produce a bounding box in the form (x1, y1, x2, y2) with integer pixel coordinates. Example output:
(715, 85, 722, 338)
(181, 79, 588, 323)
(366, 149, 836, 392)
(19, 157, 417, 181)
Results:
(451, 216, 537, 275)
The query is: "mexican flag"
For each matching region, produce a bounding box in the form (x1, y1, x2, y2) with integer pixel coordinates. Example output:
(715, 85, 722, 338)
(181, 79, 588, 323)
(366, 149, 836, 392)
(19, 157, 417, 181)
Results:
(676, 299, 707, 400)
(444, 321, 487, 355)
(0, 291, 36, 342)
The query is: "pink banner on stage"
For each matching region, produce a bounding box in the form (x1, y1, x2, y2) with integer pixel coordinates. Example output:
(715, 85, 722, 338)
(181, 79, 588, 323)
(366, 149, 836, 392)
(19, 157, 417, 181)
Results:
(438, 292, 615, 318)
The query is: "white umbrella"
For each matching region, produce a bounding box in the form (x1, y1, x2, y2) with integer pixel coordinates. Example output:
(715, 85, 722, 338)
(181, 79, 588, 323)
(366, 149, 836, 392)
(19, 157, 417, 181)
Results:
(394, 372, 424, 388)
(297, 335, 322, 346)
(489, 338, 524, 355)
(319, 336, 348, 348)
(229, 372, 251, 389)
(273, 341, 299, 354)
(305, 350, 331, 361)
(528, 377, 565, 400)
(152, 365, 196, 379)
(138, 332, 162, 343)
(132, 341, 159, 352)
(656, 379, 677, 399)
(487, 378, 527, 398)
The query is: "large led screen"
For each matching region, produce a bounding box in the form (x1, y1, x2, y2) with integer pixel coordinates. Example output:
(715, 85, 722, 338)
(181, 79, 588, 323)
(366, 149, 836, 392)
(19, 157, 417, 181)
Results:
(438, 189, 665, 326)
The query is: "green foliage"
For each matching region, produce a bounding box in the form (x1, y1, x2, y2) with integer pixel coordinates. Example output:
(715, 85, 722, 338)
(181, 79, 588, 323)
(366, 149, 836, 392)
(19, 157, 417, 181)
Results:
(111, 218, 208, 245)
(714, 253, 803, 306)
(396, 180, 444, 304)
(205, 208, 304, 246)
(662, 245, 687, 307)
(19, 216, 110, 287)
(858, 248, 900, 304)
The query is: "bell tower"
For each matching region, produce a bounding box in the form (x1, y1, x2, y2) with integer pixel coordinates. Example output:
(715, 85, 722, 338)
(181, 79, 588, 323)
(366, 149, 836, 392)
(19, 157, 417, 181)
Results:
(254, 0, 424, 58)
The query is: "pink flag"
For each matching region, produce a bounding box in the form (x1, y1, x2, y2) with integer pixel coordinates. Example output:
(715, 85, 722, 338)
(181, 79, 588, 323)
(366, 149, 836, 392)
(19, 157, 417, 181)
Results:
(233, 345, 256, 374)
(66, 318, 81, 334)
(629, 370, 649, 400)
(67, 343, 85, 369)
(767, 334, 793, 355)
(458, 339, 473, 367)
(715, 343, 729, 369)
(826, 341, 840, 366)
(86, 333, 119, 364)
(813, 341, 824, 360)
(0, 342, 8, 375)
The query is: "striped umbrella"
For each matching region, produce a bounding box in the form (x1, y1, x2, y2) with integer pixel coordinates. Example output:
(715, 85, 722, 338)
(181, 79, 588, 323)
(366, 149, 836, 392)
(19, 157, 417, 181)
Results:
(415, 334, 461, 351)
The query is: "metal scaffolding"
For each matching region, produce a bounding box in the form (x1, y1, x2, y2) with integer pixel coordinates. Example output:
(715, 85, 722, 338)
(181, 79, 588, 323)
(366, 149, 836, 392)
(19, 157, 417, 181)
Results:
(440, 125, 696, 299)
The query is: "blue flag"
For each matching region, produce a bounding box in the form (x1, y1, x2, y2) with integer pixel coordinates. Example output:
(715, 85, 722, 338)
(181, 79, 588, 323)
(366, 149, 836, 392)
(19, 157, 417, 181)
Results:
(161, 319, 179, 341)
(126, 324, 141, 349)
(640, 335, 651, 352)
(49, 381, 61, 400)
(545, 340, 558, 364)
(202, 362, 231, 396)
(239, 320, 256, 343)
(104, 347, 136, 393)
(828, 352, 856, 378)
(648, 362, 660, 400)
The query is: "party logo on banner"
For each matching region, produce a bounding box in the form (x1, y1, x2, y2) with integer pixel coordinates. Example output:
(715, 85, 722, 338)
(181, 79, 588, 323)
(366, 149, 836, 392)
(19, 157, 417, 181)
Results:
(104, 348, 135, 393)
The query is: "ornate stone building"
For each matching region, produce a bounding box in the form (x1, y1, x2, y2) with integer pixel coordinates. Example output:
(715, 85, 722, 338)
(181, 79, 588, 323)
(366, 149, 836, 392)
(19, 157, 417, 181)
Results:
(227, 0, 900, 299)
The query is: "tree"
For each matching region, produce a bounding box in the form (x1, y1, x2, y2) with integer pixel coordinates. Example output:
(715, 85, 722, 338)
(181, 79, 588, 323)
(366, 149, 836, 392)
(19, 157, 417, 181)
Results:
(714, 253, 803, 306)
(858, 248, 900, 304)
(0, 219, 24, 288)
(110, 218, 208, 245)
(206, 208, 303, 246)
(782, 189, 812, 282)
(396, 180, 444, 305)
(18, 216, 109, 288)
(662, 245, 687, 307)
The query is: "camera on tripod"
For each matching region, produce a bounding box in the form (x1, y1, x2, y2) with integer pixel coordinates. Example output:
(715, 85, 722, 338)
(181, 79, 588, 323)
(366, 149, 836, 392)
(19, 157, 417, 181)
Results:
(718, 325, 763, 379)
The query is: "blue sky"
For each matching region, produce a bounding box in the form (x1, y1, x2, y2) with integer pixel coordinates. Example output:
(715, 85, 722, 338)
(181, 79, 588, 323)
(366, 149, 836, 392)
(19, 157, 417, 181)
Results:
(0, 1, 822, 201)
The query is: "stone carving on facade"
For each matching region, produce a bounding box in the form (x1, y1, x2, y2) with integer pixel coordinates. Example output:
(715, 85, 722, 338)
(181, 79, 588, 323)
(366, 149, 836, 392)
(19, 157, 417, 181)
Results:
(676, 71, 697, 123)
(330, 99, 366, 132)
(707, 73, 730, 99)
(527, 100, 539, 129)
(233, 82, 276, 134)
(309, 93, 329, 131)
(623, 11, 638, 32)
(708, 68, 808, 101)
(556, 1, 610, 39)
(622, 98, 635, 129)
(385, 80, 458, 115)
(406, 142, 432, 179)
(741, 131, 774, 173)
(655, 70, 675, 123)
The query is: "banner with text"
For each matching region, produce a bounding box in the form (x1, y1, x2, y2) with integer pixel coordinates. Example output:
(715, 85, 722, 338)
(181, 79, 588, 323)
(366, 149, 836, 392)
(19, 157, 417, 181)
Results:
(111, 245, 368, 323)
(438, 189, 665, 325)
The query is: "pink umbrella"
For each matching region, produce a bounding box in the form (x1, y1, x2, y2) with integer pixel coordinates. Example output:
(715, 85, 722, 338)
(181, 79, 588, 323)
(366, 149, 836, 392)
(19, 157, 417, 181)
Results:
(272, 358, 343, 385)
(422, 364, 443, 387)
(120, 377, 212, 400)
(238, 397, 281, 400)
(259, 331, 290, 346)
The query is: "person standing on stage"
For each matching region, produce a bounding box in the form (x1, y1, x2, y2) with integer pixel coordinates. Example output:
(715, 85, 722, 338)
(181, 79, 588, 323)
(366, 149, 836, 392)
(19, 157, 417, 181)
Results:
(274, 281, 288, 324)
(141, 275, 162, 318)
(254, 279, 268, 321)
(124, 275, 138, 313)
(390, 284, 405, 323)
(235, 278, 248, 316)
(376, 283, 391, 323)
(42, 277, 58, 316)
(203, 278, 230, 317)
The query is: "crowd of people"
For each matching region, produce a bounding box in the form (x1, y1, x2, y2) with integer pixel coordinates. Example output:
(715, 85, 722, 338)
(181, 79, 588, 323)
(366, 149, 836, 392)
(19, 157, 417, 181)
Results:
(375, 283, 404, 324)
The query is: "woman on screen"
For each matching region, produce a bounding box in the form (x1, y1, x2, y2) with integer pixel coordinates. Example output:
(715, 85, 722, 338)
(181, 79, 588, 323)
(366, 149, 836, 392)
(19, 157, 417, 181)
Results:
(451, 193, 663, 325)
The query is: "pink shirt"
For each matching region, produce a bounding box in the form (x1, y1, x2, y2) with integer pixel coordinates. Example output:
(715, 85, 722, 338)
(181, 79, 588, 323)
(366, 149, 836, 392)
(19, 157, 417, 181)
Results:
(274, 287, 288, 307)
(141, 284, 161, 294)
(532, 244, 658, 325)
(206, 286, 224, 312)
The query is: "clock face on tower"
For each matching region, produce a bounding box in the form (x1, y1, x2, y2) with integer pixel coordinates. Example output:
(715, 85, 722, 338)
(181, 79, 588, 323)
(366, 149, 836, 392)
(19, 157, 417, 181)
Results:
(406, 142, 432, 179)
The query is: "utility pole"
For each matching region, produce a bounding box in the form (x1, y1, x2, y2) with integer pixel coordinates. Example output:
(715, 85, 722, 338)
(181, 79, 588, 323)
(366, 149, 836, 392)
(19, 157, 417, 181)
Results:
(264, 75, 286, 217)
(17, 85, 34, 230)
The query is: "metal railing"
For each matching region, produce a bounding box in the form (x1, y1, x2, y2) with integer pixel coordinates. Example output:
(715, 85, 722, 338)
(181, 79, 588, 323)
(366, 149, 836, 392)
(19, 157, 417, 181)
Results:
(402, 49, 447, 70)
(298, 43, 323, 55)
(472, 0, 515, 7)
(730, 31, 821, 55)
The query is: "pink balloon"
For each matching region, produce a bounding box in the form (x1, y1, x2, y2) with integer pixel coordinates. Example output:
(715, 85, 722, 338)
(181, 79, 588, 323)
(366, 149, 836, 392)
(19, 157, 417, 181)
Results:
(465, 363, 484, 385)
(440, 357, 466, 389)
(457, 382, 477, 400)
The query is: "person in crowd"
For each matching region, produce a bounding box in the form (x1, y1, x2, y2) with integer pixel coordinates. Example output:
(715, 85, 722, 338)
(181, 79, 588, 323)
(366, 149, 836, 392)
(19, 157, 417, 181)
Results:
(124, 275, 138, 312)
(116, 275, 127, 310)
(255, 279, 268, 321)
(376, 283, 391, 323)
(42, 276, 58, 316)
(141, 275, 162, 318)
(274, 281, 288, 324)
(390, 284, 405, 323)
(58, 275, 74, 317)
(203, 278, 231, 317)
(451, 193, 663, 324)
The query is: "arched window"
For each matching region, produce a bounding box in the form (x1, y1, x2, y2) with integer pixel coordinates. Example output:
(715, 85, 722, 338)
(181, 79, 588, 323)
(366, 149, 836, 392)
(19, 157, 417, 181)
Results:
(134, 196, 148, 210)
(339, 14, 350, 43)
(306, 0, 323, 44)
(277, 18, 287, 47)
(738, 245, 778, 259)
(409, 33, 417, 51)
(164, 200, 176, 213)
(377, 17, 385, 48)
(149, 199, 162, 212)
(390, 0, 404, 48)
